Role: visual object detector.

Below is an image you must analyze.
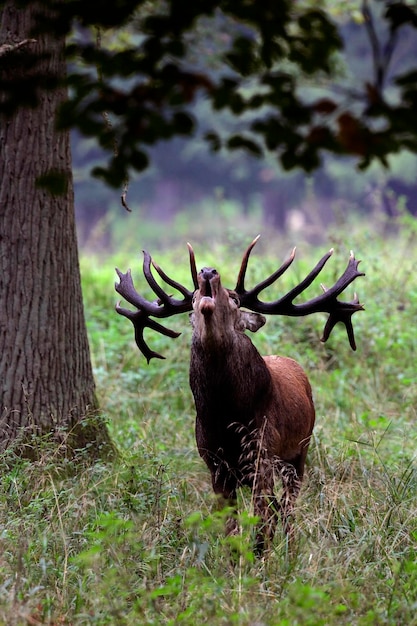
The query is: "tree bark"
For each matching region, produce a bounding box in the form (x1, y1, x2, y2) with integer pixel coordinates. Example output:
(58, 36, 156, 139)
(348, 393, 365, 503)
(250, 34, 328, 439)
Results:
(0, 2, 112, 456)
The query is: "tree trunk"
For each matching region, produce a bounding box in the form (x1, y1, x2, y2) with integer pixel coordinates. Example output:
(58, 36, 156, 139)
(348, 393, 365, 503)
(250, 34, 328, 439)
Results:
(0, 2, 112, 457)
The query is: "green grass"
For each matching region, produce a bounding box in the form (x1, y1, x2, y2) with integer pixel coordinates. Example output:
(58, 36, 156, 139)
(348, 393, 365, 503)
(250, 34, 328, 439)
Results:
(1, 213, 417, 624)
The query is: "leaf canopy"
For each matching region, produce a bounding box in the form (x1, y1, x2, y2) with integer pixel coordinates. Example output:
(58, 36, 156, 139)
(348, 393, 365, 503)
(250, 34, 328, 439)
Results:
(1, 0, 417, 186)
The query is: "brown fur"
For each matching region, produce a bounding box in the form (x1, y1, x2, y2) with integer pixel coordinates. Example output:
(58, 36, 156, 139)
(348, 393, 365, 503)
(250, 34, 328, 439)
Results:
(189, 268, 315, 552)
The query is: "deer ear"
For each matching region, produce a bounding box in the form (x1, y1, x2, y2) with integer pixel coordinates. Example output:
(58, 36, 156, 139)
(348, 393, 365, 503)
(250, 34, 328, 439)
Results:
(240, 311, 266, 333)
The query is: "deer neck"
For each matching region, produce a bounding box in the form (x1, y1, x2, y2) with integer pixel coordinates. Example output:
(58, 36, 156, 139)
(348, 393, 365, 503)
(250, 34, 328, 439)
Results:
(190, 329, 272, 416)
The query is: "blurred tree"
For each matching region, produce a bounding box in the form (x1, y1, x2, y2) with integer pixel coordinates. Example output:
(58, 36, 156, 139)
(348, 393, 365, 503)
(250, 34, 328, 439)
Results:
(65, 0, 417, 234)
(8, 0, 413, 187)
(0, 1, 112, 455)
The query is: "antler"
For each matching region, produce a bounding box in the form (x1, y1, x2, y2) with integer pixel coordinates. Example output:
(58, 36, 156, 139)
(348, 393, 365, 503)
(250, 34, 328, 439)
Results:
(235, 236, 365, 350)
(115, 247, 197, 362)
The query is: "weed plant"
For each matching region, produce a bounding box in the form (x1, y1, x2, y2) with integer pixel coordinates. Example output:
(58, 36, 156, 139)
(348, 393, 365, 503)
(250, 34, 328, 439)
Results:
(1, 212, 417, 624)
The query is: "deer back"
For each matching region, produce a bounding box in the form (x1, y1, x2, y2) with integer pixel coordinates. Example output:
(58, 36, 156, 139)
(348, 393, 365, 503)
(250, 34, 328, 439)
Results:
(261, 355, 315, 460)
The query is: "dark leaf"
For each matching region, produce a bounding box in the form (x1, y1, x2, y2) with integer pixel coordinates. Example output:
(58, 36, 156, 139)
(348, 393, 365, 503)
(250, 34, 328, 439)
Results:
(312, 98, 338, 115)
(385, 3, 417, 30)
(280, 150, 298, 171)
(204, 131, 222, 151)
(172, 111, 194, 135)
(226, 35, 258, 75)
(130, 150, 149, 172)
(227, 135, 263, 156)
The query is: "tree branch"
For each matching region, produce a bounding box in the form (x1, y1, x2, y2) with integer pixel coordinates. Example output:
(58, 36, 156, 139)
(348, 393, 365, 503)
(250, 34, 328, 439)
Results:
(0, 38, 36, 58)
(95, 27, 132, 212)
(362, 0, 384, 91)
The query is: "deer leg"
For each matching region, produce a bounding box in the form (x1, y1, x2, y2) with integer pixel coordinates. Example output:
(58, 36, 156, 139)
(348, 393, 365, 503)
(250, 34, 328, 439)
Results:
(253, 495, 279, 554)
(252, 471, 279, 554)
(277, 456, 304, 540)
(214, 491, 238, 536)
(211, 473, 238, 537)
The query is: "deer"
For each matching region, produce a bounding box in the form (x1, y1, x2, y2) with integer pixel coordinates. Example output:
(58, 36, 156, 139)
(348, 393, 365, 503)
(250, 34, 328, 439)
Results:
(115, 236, 364, 552)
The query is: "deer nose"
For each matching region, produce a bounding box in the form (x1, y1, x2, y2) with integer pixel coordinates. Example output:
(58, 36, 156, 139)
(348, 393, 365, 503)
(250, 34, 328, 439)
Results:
(200, 268, 218, 281)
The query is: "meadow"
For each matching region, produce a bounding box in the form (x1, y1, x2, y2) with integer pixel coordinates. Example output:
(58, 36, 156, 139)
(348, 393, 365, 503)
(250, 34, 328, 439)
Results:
(1, 208, 417, 625)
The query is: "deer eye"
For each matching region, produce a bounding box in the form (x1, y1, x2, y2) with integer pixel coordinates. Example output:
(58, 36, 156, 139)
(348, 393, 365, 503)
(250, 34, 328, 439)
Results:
(229, 294, 240, 306)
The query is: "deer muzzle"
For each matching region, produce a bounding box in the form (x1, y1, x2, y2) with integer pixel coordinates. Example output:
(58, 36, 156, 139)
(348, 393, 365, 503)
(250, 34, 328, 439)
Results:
(198, 268, 220, 316)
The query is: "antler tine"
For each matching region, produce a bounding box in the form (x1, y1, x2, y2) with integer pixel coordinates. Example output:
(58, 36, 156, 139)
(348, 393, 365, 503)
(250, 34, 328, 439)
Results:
(115, 267, 161, 315)
(320, 291, 363, 351)
(143, 251, 184, 306)
(141, 250, 194, 311)
(187, 242, 199, 290)
(149, 257, 195, 301)
(291, 251, 364, 314)
(237, 246, 297, 302)
(235, 234, 261, 293)
(115, 249, 195, 362)
(277, 249, 334, 306)
(296, 250, 365, 350)
(115, 302, 181, 363)
(238, 249, 363, 315)
(234, 243, 365, 351)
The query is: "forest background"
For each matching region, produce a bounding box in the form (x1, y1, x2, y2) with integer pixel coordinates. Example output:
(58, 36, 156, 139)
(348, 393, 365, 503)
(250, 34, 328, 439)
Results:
(72, 1, 417, 252)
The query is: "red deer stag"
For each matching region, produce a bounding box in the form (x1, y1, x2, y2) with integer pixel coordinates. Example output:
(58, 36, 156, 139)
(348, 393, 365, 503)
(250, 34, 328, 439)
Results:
(115, 237, 364, 551)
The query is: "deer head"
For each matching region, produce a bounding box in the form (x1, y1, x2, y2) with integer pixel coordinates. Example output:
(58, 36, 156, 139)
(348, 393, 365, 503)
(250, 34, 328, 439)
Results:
(190, 266, 266, 346)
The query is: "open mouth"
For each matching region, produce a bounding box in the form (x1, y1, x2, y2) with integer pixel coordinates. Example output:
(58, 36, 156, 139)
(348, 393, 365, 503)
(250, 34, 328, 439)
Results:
(200, 280, 215, 314)
(201, 278, 213, 298)
(198, 269, 219, 315)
